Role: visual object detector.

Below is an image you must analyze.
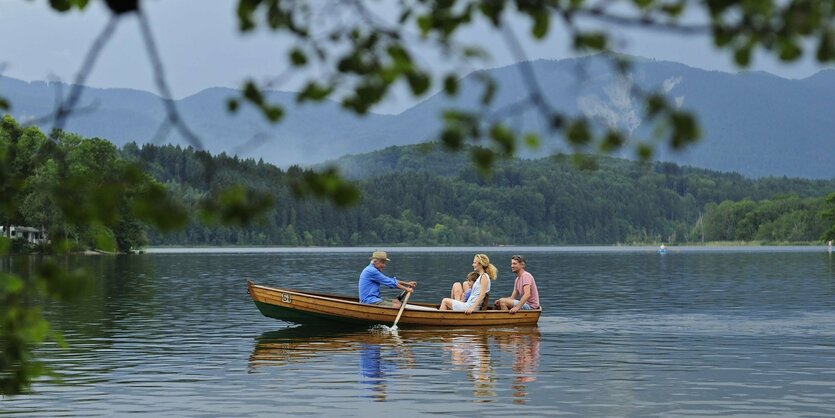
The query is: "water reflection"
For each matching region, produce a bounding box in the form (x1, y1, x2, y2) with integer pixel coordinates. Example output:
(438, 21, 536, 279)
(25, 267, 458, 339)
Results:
(444, 333, 496, 400)
(249, 325, 541, 404)
(358, 334, 414, 401)
(496, 328, 541, 403)
(249, 326, 416, 401)
(249, 325, 365, 369)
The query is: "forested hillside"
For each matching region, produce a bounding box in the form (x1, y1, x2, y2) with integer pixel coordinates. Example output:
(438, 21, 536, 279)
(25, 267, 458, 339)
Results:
(126, 143, 835, 246)
(3, 111, 833, 249)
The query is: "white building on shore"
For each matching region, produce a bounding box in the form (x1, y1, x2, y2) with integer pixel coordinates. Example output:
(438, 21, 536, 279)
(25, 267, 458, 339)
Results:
(1, 226, 48, 244)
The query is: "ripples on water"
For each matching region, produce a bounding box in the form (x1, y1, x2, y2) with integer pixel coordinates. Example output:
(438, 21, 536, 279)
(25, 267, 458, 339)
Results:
(3, 248, 835, 416)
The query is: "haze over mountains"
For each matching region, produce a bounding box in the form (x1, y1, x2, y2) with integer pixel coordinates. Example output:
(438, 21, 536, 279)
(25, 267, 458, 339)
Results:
(2, 55, 833, 179)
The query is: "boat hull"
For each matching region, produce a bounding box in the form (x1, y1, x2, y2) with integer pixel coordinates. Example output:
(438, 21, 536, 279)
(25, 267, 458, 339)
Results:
(248, 281, 541, 327)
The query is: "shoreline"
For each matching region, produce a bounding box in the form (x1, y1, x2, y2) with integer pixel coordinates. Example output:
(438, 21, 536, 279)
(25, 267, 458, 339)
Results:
(139, 244, 834, 254)
(9, 243, 830, 256)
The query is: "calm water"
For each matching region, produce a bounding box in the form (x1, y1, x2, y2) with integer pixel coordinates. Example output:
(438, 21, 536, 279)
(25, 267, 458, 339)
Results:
(3, 247, 835, 416)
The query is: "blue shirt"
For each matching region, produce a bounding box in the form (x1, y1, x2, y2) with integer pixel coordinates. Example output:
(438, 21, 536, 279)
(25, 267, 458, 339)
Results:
(358, 263, 398, 304)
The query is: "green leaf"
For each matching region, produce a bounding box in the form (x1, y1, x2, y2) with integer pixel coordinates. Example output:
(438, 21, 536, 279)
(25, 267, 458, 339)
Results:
(477, 75, 496, 105)
(0, 96, 9, 111)
(264, 106, 284, 122)
(645, 94, 666, 118)
(461, 47, 488, 59)
(398, 9, 412, 24)
(532, 11, 549, 39)
(237, 0, 258, 31)
(37, 262, 93, 301)
(478, 1, 505, 26)
(660, 1, 686, 17)
(416, 15, 432, 35)
(470, 147, 496, 173)
(103, 0, 139, 15)
(290, 48, 308, 66)
(574, 32, 608, 51)
(132, 183, 189, 232)
(440, 127, 465, 150)
(387, 45, 412, 68)
(489, 123, 515, 154)
(817, 30, 835, 61)
(227, 99, 239, 113)
(242, 81, 285, 122)
(637, 143, 654, 160)
(443, 74, 459, 96)
(266, 0, 290, 30)
(406, 70, 430, 95)
(0, 237, 9, 255)
(52, 238, 74, 254)
(566, 120, 591, 146)
(290, 168, 360, 207)
(734, 44, 752, 67)
(713, 26, 733, 48)
(600, 130, 625, 152)
(343, 81, 386, 113)
(524, 132, 540, 149)
(779, 40, 803, 61)
(297, 82, 334, 102)
(670, 111, 700, 148)
(91, 223, 117, 253)
(200, 185, 276, 225)
(0, 273, 24, 294)
(49, 0, 72, 12)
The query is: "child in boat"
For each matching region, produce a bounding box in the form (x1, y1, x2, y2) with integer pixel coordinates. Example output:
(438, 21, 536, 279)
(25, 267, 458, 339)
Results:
(440, 254, 496, 313)
(450, 271, 480, 302)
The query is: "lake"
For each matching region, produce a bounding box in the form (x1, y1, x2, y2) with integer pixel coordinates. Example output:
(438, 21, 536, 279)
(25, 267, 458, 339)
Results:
(3, 247, 835, 416)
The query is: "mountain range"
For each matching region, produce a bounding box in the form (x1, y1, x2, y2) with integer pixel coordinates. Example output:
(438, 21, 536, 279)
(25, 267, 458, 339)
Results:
(2, 55, 833, 179)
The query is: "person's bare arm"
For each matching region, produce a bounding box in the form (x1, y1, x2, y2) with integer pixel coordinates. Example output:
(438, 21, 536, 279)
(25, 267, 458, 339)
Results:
(510, 284, 531, 314)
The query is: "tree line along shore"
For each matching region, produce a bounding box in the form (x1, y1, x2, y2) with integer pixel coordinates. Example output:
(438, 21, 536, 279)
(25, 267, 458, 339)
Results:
(2, 116, 834, 253)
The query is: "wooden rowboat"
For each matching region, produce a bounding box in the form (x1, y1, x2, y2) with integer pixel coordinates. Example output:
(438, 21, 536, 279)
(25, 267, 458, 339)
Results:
(247, 281, 541, 327)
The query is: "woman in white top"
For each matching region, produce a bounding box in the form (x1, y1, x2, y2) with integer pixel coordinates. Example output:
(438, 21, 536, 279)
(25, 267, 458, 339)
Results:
(439, 254, 496, 314)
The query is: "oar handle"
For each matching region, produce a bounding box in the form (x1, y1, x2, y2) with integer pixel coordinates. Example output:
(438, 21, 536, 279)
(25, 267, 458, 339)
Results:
(392, 290, 412, 328)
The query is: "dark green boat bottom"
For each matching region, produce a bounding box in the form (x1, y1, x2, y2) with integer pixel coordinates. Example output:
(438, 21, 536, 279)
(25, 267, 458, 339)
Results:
(254, 300, 376, 326)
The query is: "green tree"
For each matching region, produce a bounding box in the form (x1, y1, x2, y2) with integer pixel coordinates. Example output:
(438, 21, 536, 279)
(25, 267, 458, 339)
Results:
(821, 193, 835, 241)
(1, 117, 190, 394)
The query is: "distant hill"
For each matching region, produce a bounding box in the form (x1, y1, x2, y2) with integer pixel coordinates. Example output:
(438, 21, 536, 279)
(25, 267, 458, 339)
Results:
(127, 141, 835, 246)
(3, 55, 834, 178)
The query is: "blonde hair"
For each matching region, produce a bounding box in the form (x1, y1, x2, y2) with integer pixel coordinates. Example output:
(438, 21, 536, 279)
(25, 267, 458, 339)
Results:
(474, 254, 497, 280)
(466, 271, 480, 282)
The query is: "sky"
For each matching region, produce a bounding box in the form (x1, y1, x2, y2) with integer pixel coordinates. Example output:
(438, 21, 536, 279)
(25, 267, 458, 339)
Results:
(1, 0, 831, 114)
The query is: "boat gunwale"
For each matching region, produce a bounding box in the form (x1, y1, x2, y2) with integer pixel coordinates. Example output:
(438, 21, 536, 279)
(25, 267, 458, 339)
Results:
(248, 282, 543, 317)
(250, 283, 440, 310)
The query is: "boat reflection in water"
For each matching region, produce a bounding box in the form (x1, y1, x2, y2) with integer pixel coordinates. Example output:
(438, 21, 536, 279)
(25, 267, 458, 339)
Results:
(249, 325, 541, 403)
(444, 333, 496, 399)
(495, 327, 541, 404)
(358, 336, 414, 401)
(248, 325, 414, 401)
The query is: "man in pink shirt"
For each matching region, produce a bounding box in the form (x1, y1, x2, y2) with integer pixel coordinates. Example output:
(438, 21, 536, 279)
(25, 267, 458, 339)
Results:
(495, 255, 540, 313)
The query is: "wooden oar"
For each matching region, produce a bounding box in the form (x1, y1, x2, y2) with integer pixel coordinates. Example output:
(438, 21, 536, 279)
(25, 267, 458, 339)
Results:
(390, 291, 411, 330)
